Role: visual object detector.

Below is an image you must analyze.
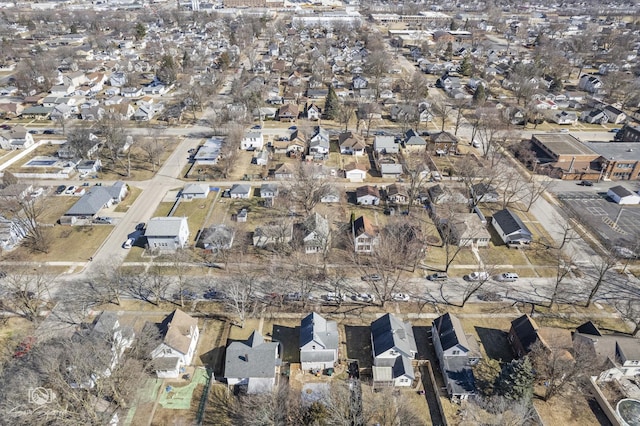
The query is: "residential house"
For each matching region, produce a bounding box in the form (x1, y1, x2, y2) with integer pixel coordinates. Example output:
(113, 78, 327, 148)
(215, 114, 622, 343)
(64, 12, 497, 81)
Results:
(470, 183, 499, 203)
(344, 163, 368, 182)
(508, 314, 572, 358)
(356, 185, 380, 205)
(320, 187, 341, 203)
(428, 184, 468, 205)
(306, 103, 322, 121)
(603, 105, 627, 124)
(77, 159, 102, 175)
(224, 330, 281, 394)
(253, 149, 269, 166)
(193, 138, 223, 165)
(121, 87, 143, 98)
(299, 312, 339, 370)
(615, 124, 640, 142)
(2, 126, 34, 150)
(145, 217, 190, 251)
(274, 163, 294, 180)
(491, 209, 533, 247)
(352, 75, 368, 89)
(339, 132, 366, 156)
(572, 322, 640, 382)
(229, 184, 252, 199)
(386, 183, 408, 204)
(277, 104, 299, 122)
(578, 74, 603, 93)
(374, 135, 399, 154)
(0, 216, 27, 251)
(302, 212, 330, 254)
(404, 129, 427, 151)
(151, 309, 200, 379)
(253, 222, 293, 248)
(241, 130, 264, 151)
(438, 213, 491, 247)
(430, 131, 458, 154)
(551, 111, 578, 125)
(380, 162, 403, 179)
(436, 73, 462, 92)
(371, 314, 417, 387)
(133, 104, 156, 121)
(260, 183, 279, 199)
(432, 313, 480, 400)
(352, 215, 378, 253)
(607, 185, 640, 205)
(63, 182, 128, 220)
(309, 126, 330, 156)
(197, 224, 235, 251)
(181, 183, 210, 199)
(581, 109, 608, 124)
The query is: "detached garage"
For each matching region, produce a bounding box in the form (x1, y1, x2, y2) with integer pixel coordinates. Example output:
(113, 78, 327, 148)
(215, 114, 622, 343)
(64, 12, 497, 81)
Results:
(607, 185, 640, 205)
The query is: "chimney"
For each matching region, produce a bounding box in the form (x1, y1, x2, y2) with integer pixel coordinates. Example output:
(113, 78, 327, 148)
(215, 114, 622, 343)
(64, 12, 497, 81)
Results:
(244, 353, 249, 362)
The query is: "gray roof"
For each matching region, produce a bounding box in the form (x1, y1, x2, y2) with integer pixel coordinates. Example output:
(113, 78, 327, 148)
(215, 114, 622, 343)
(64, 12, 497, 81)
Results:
(380, 163, 403, 174)
(585, 142, 640, 161)
(371, 313, 417, 358)
(374, 135, 396, 149)
(433, 313, 470, 352)
(230, 184, 251, 195)
(260, 183, 278, 196)
(224, 331, 280, 379)
(492, 209, 532, 238)
(443, 357, 476, 396)
(609, 185, 635, 198)
(303, 213, 330, 240)
(197, 225, 234, 249)
(300, 312, 339, 350)
(145, 217, 187, 238)
(65, 187, 113, 216)
(182, 183, 209, 195)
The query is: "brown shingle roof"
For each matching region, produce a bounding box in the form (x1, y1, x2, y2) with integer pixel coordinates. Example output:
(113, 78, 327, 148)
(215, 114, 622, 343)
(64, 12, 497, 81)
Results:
(160, 309, 198, 355)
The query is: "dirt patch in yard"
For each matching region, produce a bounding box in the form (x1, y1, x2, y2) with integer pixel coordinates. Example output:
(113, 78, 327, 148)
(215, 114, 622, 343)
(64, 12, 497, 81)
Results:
(533, 388, 605, 426)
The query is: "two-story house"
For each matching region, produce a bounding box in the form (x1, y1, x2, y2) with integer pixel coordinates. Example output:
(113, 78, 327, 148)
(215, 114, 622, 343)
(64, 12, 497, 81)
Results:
(299, 312, 339, 370)
(432, 313, 480, 400)
(224, 330, 281, 394)
(151, 309, 200, 379)
(302, 212, 330, 255)
(352, 215, 378, 253)
(145, 217, 190, 251)
(241, 129, 264, 151)
(371, 313, 417, 387)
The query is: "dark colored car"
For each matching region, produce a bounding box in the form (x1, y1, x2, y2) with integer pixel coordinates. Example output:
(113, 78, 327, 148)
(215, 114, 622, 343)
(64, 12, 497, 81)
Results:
(581, 180, 594, 186)
(43, 129, 55, 134)
(55, 185, 66, 194)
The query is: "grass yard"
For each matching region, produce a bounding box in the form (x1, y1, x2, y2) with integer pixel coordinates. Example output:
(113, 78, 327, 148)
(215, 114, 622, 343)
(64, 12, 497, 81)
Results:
(114, 185, 142, 213)
(270, 319, 302, 363)
(534, 388, 604, 426)
(202, 384, 233, 425)
(344, 324, 373, 368)
(37, 195, 78, 224)
(2, 225, 112, 262)
(99, 144, 175, 182)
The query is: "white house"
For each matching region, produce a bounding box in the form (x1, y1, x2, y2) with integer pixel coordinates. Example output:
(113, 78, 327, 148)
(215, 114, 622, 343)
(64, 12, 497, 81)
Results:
(181, 183, 210, 199)
(491, 209, 533, 247)
(432, 313, 479, 400)
(373, 135, 399, 154)
(241, 130, 264, 150)
(371, 313, 417, 387)
(299, 312, 339, 370)
(608, 185, 640, 205)
(145, 217, 190, 251)
(229, 184, 252, 199)
(352, 215, 378, 254)
(0, 216, 27, 251)
(224, 330, 280, 394)
(302, 212, 330, 254)
(344, 163, 368, 183)
(151, 309, 200, 379)
(356, 185, 380, 205)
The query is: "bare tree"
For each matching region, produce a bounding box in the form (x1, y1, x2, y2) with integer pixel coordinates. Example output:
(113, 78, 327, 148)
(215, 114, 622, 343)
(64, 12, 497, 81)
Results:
(0, 268, 52, 322)
(460, 396, 538, 426)
(0, 194, 52, 253)
(431, 99, 453, 132)
(282, 163, 335, 215)
(614, 295, 640, 337)
(546, 248, 576, 308)
(337, 102, 356, 132)
(139, 127, 167, 172)
(222, 273, 258, 328)
(583, 252, 619, 308)
(400, 150, 431, 213)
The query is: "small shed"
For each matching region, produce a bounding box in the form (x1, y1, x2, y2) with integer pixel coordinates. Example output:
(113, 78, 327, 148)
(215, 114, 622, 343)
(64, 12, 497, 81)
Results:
(608, 185, 640, 205)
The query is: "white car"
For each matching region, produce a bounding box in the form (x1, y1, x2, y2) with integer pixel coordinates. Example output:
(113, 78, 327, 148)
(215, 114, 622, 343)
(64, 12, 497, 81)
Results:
(392, 293, 410, 302)
(353, 293, 376, 303)
(323, 292, 346, 303)
(497, 272, 519, 282)
(467, 271, 489, 281)
(64, 185, 77, 195)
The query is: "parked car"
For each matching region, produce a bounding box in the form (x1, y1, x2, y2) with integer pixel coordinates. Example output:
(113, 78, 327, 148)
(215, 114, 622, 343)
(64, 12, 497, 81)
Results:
(391, 293, 410, 302)
(497, 272, 519, 282)
(352, 293, 376, 303)
(123, 238, 134, 249)
(361, 274, 382, 282)
(64, 185, 77, 195)
(136, 222, 146, 231)
(55, 185, 66, 194)
(431, 171, 442, 182)
(93, 217, 113, 224)
(43, 129, 55, 134)
(284, 292, 302, 301)
(203, 288, 226, 300)
(609, 128, 620, 133)
(580, 180, 594, 186)
(427, 272, 448, 281)
(472, 139, 481, 148)
(323, 292, 346, 303)
(173, 290, 198, 300)
(467, 271, 489, 281)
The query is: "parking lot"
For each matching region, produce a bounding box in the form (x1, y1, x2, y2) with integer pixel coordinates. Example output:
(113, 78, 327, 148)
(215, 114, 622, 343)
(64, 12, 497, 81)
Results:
(558, 191, 640, 245)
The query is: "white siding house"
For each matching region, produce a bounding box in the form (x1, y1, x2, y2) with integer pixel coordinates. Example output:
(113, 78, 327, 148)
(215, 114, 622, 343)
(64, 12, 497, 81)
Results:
(151, 310, 200, 379)
(299, 312, 339, 370)
(145, 217, 190, 251)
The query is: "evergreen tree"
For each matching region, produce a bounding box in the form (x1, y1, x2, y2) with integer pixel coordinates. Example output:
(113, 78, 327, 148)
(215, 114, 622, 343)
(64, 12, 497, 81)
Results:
(156, 55, 177, 85)
(496, 358, 535, 401)
(473, 358, 502, 396)
(459, 56, 472, 76)
(135, 22, 146, 41)
(445, 41, 453, 60)
(324, 85, 339, 120)
(473, 84, 487, 105)
(549, 76, 563, 93)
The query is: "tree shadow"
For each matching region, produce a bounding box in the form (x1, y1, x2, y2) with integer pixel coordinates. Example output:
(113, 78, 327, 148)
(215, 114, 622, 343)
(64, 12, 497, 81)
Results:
(271, 324, 300, 363)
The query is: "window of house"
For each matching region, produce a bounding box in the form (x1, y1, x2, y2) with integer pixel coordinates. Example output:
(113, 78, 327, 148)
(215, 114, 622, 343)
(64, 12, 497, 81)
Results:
(452, 350, 460, 355)
(312, 345, 316, 350)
